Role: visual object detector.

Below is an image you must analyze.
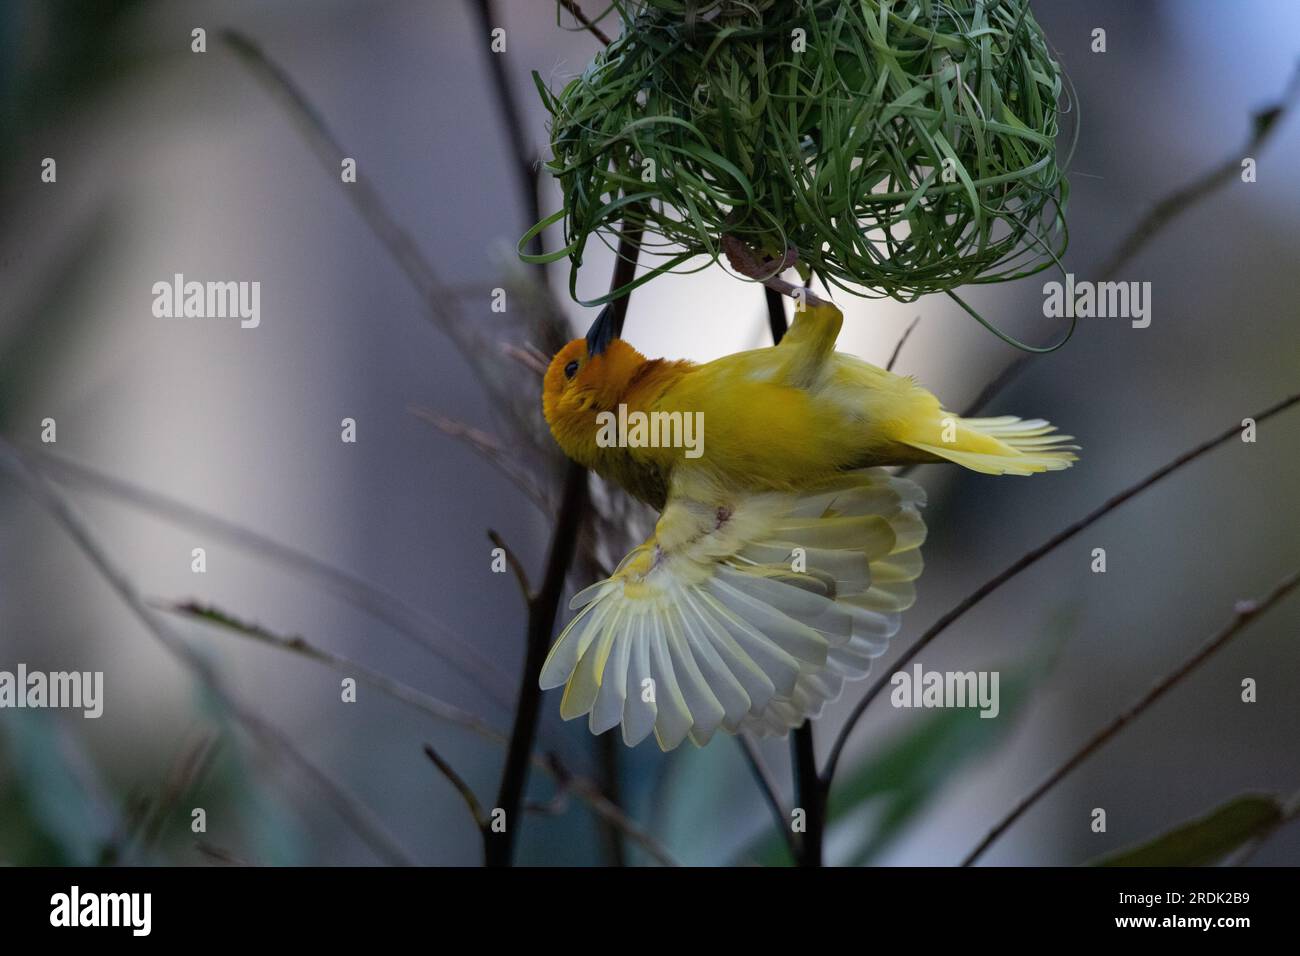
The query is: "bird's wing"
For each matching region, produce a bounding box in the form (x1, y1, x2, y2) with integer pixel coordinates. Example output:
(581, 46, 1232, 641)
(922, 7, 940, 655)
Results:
(539, 468, 926, 751)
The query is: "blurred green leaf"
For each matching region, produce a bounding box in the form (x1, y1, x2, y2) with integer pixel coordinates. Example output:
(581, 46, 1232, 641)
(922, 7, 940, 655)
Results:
(0, 710, 118, 865)
(1089, 794, 1285, 867)
(832, 661, 1044, 865)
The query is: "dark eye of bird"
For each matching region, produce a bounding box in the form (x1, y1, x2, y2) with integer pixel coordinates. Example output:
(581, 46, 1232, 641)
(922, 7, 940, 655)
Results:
(564, 360, 580, 379)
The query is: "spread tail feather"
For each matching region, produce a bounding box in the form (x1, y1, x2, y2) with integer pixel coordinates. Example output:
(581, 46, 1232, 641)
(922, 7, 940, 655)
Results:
(901, 413, 1079, 476)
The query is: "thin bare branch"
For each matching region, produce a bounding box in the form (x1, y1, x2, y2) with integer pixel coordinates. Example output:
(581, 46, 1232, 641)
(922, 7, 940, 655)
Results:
(559, 0, 615, 45)
(792, 721, 825, 865)
(500, 341, 550, 377)
(157, 599, 508, 743)
(218, 31, 504, 371)
(961, 570, 1300, 866)
(958, 65, 1300, 419)
(24, 445, 515, 709)
(470, 0, 548, 275)
(557, 761, 679, 867)
(488, 529, 533, 600)
(136, 732, 220, 853)
(195, 842, 249, 866)
(408, 405, 551, 512)
(487, 462, 587, 866)
(424, 744, 488, 831)
(885, 316, 921, 372)
(1099, 65, 1300, 279)
(826, 390, 1300, 786)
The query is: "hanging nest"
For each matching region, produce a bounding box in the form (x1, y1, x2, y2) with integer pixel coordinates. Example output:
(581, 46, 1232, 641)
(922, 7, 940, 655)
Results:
(526, 0, 1072, 337)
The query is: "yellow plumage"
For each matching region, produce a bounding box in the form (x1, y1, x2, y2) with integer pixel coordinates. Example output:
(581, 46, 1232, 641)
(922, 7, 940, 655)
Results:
(539, 299, 1077, 749)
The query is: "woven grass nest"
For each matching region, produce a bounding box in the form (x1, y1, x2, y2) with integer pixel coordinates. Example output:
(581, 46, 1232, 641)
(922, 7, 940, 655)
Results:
(526, 0, 1072, 343)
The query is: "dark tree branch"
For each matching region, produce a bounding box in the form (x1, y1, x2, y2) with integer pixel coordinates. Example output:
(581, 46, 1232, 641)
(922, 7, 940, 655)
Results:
(961, 570, 1300, 866)
(425, 744, 489, 832)
(470, 0, 548, 277)
(488, 528, 533, 601)
(559, 0, 614, 45)
(605, 218, 644, 335)
(486, 462, 587, 866)
(885, 315, 921, 372)
(764, 287, 788, 345)
(792, 722, 825, 866)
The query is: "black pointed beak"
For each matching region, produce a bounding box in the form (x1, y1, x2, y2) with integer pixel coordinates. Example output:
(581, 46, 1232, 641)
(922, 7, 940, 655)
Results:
(585, 303, 621, 357)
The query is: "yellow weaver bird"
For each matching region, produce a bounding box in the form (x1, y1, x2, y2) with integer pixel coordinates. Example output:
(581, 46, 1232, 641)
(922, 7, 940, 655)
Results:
(540, 294, 1077, 751)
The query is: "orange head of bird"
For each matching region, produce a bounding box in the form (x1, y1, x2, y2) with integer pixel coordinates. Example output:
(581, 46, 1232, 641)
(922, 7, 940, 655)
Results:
(542, 329, 647, 469)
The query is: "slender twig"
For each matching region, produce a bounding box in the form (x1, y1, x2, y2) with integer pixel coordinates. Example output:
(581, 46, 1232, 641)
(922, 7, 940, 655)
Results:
(1099, 65, 1300, 278)
(526, 791, 571, 816)
(424, 744, 489, 831)
(605, 218, 644, 335)
(136, 733, 220, 853)
(956, 355, 1031, 420)
(469, 0, 547, 277)
(885, 316, 921, 372)
(560, 765, 679, 866)
(559, 0, 614, 45)
(961, 570, 1300, 866)
(408, 406, 551, 512)
(23, 445, 515, 708)
(487, 529, 533, 599)
(737, 734, 799, 861)
(957, 65, 1300, 419)
(500, 341, 551, 377)
(158, 599, 508, 742)
(764, 287, 788, 345)
(224, 27, 567, 548)
(825, 391, 1300, 786)
(221, 31, 488, 367)
(0, 439, 416, 867)
(195, 842, 249, 866)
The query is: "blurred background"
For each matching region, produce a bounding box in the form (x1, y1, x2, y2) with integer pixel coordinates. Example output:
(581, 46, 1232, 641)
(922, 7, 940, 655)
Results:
(1, 0, 1297, 866)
